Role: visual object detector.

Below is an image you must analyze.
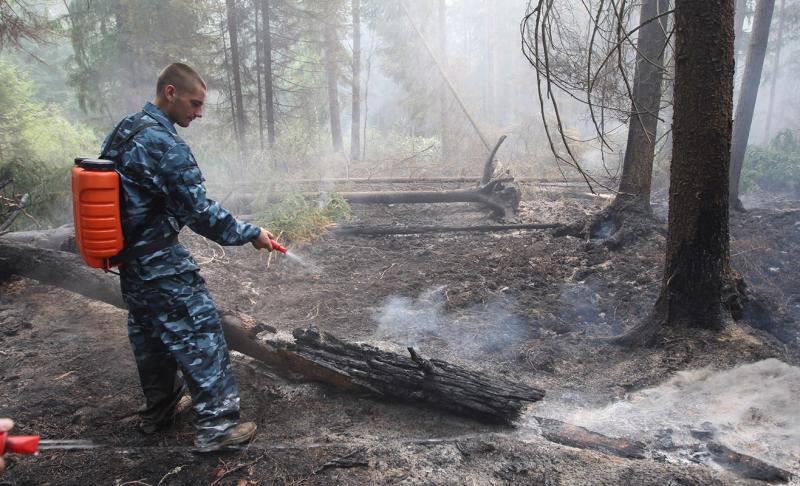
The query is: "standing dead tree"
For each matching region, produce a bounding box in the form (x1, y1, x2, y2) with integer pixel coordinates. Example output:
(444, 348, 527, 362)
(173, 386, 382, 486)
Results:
(729, 0, 777, 211)
(522, 0, 675, 248)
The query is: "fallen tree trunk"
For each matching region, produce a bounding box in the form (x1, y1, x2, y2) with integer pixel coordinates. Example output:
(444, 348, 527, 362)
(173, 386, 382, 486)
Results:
(331, 222, 563, 236)
(0, 239, 544, 424)
(336, 178, 520, 219)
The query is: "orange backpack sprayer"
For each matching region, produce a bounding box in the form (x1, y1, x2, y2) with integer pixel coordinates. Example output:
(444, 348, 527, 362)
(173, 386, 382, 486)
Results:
(72, 121, 158, 271)
(71, 157, 124, 270)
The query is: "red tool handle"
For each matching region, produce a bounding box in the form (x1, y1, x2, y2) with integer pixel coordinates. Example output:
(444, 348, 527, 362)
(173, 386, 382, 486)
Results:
(0, 432, 40, 455)
(269, 238, 288, 254)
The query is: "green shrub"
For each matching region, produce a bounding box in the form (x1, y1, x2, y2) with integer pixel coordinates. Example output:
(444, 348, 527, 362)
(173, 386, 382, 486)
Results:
(741, 129, 800, 194)
(0, 62, 97, 230)
(254, 193, 351, 244)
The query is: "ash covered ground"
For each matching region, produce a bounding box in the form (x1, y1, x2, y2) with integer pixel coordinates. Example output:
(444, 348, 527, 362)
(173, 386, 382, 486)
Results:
(1, 186, 799, 485)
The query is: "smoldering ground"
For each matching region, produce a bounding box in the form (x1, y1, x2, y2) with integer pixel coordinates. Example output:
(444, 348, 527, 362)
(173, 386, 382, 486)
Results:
(532, 358, 800, 476)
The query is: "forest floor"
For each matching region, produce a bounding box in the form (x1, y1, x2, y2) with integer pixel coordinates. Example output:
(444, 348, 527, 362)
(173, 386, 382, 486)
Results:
(1, 184, 799, 485)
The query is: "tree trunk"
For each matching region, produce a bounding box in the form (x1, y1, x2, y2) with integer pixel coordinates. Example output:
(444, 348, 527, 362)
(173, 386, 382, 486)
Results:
(730, 0, 776, 211)
(0, 240, 544, 424)
(763, 0, 786, 144)
(324, 19, 344, 153)
(350, 0, 361, 162)
(261, 0, 277, 149)
(439, 0, 450, 163)
(612, 0, 670, 211)
(254, 0, 265, 151)
(734, 0, 749, 53)
(226, 0, 247, 156)
(661, 0, 737, 330)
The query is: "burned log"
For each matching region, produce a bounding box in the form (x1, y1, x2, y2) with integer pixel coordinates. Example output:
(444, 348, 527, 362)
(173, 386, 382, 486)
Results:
(336, 177, 521, 219)
(534, 418, 646, 459)
(0, 239, 544, 424)
(331, 222, 562, 237)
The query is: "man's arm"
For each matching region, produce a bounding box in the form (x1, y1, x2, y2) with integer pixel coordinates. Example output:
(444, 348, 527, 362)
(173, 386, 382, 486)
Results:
(157, 144, 268, 247)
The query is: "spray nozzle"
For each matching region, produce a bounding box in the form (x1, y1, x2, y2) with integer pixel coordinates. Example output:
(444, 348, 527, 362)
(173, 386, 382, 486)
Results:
(0, 432, 40, 455)
(269, 237, 288, 254)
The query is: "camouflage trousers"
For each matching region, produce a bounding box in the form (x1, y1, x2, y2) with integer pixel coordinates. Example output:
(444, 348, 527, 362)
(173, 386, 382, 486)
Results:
(120, 270, 240, 444)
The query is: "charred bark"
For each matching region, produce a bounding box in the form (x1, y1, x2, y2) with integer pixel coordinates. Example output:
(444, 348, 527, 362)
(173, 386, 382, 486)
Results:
(0, 240, 544, 424)
(730, 0, 776, 211)
(616, 0, 741, 346)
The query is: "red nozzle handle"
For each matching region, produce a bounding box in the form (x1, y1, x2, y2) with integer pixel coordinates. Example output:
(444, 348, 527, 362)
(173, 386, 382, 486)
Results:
(269, 238, 288, 254)
(0, 432, 40, 455)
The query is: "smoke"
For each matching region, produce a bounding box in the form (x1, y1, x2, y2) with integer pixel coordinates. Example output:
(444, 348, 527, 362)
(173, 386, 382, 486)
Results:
(372, 286, 528, 360)
(532, 359, 800, 474)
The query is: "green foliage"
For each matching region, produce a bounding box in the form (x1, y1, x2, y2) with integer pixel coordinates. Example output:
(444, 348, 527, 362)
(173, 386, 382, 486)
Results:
(0, 61, 97, 230)
(254, 193, 351, 244)
(741, 129, 800, 194)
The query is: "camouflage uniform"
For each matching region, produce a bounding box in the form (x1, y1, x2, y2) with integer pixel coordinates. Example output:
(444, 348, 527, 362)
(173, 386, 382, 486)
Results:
(102, 102, 260, 447)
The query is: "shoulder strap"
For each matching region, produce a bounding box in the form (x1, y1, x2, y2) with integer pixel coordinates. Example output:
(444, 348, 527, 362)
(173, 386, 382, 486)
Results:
(100, 121, 159, 159)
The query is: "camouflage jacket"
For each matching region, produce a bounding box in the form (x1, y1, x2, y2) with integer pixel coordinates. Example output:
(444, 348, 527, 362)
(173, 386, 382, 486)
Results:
(101, 102, 260, 280)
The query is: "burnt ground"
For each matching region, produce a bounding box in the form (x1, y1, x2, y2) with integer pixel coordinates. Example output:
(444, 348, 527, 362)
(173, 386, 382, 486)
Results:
(1, 185, 799, 485)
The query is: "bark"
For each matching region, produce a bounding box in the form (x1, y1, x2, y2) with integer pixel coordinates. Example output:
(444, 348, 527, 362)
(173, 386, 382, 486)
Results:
(226, 0, 247, 155)
(658, 0, 737, 331)
(730, 0, 776, 211)
(350, 0, 361, 161)
(324, 18, 344, 152)
(261, 0, 277, 148)
(612, 0, 670, 211)
(0, 240, 544, 424)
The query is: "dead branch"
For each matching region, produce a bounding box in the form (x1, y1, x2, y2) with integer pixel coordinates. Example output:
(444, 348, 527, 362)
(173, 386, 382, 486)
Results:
(331, 222, 562, 237)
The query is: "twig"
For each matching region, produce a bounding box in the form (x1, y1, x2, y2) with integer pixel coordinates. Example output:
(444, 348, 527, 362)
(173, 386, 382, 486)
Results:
(157, 465, 186, 486)
(0, 193, 30, 235)
(209, 454, 267, 486)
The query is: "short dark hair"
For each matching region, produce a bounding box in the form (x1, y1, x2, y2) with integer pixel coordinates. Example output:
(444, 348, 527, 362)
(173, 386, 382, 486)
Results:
(156, 63, 206, 96)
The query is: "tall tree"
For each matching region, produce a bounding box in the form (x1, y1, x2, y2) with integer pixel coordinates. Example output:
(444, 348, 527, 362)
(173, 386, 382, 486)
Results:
(261, 0, 277, 149)
(623, 0, 739, 345)
(729, 0, 777, 211)
(323, 15, 344, 153)
(611, 0, 671, 212)
(226, 0, 247, 156)
(438, 0, 450, 163)
(351, 0, 362, 161)
(763, 0, 786, 143)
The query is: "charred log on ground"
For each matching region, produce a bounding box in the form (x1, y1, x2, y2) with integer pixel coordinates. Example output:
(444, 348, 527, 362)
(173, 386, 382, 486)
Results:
(0, 239, 544, 424)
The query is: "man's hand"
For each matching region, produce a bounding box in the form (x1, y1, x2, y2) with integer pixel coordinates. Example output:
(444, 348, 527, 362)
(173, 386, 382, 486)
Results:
(0, 418, 14, 474)
(251, 227, 275, 251)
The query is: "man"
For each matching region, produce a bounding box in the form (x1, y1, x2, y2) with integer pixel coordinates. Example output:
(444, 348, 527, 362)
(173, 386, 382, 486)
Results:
(101, 63, 274, 452)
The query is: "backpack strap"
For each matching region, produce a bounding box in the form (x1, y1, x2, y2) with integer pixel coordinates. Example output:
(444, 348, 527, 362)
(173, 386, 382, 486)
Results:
(105, 233, 179, 268)
(100, 120, 159, 159)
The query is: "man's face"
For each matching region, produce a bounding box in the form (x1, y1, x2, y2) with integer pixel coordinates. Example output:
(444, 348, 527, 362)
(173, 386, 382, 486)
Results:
(163, 83, 205, 128)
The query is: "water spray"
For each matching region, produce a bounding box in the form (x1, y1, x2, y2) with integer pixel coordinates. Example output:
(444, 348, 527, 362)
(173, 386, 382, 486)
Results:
(1, 432, 97, 455)
(269, 237, 308, 267)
